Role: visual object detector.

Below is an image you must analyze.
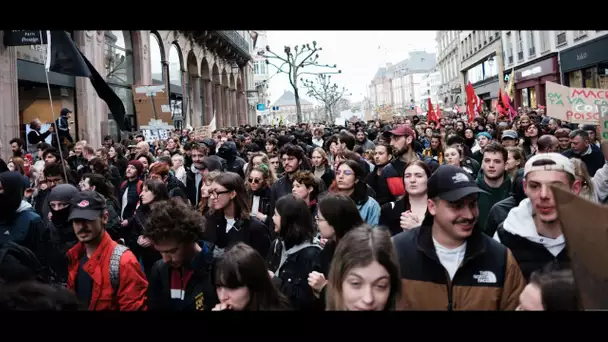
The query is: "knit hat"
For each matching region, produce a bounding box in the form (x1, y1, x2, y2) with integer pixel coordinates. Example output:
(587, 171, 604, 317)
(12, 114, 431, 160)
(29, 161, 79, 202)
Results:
(128, 160, 144, 175)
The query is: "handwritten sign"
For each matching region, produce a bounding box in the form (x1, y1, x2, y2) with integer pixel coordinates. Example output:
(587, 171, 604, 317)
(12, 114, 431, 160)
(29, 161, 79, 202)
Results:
(142, 129, 169, 143)
(546, 81, 608, 124)
(192, 126, 211, 140)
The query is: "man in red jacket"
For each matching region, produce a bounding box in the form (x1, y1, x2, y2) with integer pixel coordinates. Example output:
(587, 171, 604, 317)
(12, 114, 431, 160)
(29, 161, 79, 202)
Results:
(66, 190, 148, 311)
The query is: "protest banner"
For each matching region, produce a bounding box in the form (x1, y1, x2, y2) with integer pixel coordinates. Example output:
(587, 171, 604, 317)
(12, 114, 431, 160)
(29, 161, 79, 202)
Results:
(546, 81, 608, 125)
(552, 185, 608, 310)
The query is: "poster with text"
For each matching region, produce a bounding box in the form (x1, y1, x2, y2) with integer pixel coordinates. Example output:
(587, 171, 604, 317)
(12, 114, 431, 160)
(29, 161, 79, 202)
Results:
(545, 81, 608, 125)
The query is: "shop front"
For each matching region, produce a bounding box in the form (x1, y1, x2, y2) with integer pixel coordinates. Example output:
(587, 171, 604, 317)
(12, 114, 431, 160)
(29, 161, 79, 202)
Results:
(560, 34, 608, 90)
(16, 42, 76, 142)
(513, 54, 559, 108)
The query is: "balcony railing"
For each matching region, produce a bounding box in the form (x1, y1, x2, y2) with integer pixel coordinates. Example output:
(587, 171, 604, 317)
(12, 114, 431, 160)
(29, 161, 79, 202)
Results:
(216, 30, 251, 60)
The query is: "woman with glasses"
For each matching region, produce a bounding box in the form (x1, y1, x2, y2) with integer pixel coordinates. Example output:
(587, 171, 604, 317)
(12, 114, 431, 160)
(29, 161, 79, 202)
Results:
(308, 194, 364, 306)
(267, 194, 322, 311)
(245, 164, 274, 228)
(204, 172, 271, 259)
(329, 160, 381, 226)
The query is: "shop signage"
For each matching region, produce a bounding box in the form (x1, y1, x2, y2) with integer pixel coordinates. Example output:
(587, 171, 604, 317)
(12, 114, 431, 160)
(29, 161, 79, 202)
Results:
(515, 57, 557, 82)
(3, 30, 47, 46)
(560, 35, 608, 73)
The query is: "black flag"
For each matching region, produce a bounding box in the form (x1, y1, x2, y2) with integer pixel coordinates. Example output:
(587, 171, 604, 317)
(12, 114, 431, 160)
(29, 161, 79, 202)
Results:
(47, 31, 128, 131)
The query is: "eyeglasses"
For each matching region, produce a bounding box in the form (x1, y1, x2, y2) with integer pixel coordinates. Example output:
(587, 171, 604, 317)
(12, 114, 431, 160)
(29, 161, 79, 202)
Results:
(210, 190, 232, 198)
(335, 170, 353, 176)
(248, 178, 262, 184)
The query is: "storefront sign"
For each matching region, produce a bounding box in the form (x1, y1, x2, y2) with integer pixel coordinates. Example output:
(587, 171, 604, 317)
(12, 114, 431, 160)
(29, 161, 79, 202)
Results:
(3, 30, 47, 46)
(546, 81, 608, 125)
(515, 56, 557, 82)
(560, 35, 608, 73)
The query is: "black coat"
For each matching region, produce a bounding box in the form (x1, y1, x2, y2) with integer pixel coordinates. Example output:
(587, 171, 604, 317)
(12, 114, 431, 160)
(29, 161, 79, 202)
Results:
(203, 211, 271, 258)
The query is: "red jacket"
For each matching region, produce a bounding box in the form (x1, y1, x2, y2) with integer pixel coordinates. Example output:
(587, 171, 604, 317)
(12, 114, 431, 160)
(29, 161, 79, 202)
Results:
(67, 231, 148, 311)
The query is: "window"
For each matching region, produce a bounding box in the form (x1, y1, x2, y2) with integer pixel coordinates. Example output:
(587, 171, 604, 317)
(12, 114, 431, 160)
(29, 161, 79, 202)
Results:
(254, 61, 266, 75)
(556, 31, 567, 46)
(539, 31, 550, 53)
(567, 70, 583, 88)
(517, 31, 524, 60)
(168, 44, 183, 89)
(506, 32, 513, 63)
(598, 62, 608, 89)
(574, 30, 588, 40)
(149, 32, 164, 85)
(528, 31, 536, 56)
(104, 31, 134, 134)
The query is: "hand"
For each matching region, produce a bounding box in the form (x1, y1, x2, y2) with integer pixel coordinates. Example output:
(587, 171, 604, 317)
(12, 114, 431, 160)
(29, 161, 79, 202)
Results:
(121, 219, 129, 227)
(212, 303, 231, 311)
(307, 271, 327, 293)
(400, 211, 420, 230)
(255, 212, 267, 222)
(268, 270, 275, 278)
(47, 126, 54, 132)
(137, 235, 152, 247)
(319, 238, 328, 248)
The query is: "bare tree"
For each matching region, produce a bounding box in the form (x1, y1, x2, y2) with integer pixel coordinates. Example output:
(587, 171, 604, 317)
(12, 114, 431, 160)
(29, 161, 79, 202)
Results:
(259, 41, 340, 123)
(302, 74, 349, 123)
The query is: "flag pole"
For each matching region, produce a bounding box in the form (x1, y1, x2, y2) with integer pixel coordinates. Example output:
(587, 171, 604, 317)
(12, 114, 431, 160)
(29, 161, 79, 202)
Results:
(40, 30, 69, 182)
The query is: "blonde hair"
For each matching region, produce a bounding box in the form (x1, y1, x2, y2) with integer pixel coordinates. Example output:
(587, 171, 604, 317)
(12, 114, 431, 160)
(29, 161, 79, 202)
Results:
(570, 158, 597, 202)
(312, 147, 330, 168)
(246, 163, 276, 191)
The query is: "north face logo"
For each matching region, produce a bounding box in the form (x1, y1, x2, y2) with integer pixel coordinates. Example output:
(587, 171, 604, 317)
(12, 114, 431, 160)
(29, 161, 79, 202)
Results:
(452, 173, 469, 183)
(473, 271, 497, 284)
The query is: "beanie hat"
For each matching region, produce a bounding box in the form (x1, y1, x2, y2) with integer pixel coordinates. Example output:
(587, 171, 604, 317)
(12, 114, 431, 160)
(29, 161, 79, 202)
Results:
(128, 160, 144, 175)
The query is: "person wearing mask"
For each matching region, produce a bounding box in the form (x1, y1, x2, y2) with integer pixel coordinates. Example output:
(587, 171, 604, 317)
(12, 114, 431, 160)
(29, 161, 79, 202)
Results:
(119, 160, 144, 225)
(365, 144, 394, 206)
(213, 243, 291, 311)
(217, 141, 246, 179)
(79, 173, 121, 241)
(204, 172, 270, 258)
(200, 138, 227, 171)
(267, 194, 322, 311)
(330, 160, 381, 226)
(381, 125, 439, 203)
(392, 164, 525, 310)
(66, 191, 148, 311)
(379, 161, 431, 236)
(563, 129, 605, 177)
(494, 153, 579, 280)
(325, 226, 401, 311)
(476, 142, 512, 229)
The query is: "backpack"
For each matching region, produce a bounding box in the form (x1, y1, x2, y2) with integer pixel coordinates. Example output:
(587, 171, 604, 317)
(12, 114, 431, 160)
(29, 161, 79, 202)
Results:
(0, 241, 49, 284)
(109, 244, 129, 293)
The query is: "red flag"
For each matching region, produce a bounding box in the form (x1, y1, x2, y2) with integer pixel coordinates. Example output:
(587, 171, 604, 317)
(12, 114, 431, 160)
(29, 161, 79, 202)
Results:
(465, 82, 477, 123)
(427, 98, 437, 124)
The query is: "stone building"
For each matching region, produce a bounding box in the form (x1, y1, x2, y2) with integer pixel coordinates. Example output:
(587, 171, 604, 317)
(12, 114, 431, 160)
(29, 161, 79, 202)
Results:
(0, 30, 254, 157)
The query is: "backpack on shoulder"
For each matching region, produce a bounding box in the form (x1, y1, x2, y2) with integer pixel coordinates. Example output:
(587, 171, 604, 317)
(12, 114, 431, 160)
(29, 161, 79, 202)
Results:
(0, 241, 50, 284)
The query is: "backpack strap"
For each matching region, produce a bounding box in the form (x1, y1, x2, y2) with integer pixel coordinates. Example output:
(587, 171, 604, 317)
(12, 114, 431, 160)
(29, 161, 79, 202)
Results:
(109, 244, 129, 294)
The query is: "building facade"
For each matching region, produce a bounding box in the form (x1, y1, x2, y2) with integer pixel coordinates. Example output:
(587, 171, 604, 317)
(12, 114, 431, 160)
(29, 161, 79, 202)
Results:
(420, 69, 441, 109)
(1, 30, 255, 157)
(556, 31, 608, 90)
(436, 31, 463, 109)
(368, 51, 436, 114)
(252, 31, 272, 125)
(459, 30, 503, 110)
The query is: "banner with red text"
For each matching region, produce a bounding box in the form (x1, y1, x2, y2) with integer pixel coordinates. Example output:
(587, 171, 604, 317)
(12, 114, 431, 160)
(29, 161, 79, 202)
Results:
(546, 81, 608, 125)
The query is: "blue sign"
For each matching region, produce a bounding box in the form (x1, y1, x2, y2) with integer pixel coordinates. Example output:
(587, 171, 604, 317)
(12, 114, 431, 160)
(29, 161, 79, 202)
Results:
(257, 103, 266, 111)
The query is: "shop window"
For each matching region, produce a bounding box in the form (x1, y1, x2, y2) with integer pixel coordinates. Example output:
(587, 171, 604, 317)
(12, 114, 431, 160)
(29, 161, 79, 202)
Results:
(598, 63, 608, 89)
(522, 88, 529, 107)
(583, 66, 597, 88)
(567, 70, 583, 88)
(105, 30, 134, 136)
(529, 87, 537, 108)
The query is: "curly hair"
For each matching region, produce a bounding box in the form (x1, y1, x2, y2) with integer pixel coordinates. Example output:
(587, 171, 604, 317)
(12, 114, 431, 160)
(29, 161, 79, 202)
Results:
(144, 197, 206, 244)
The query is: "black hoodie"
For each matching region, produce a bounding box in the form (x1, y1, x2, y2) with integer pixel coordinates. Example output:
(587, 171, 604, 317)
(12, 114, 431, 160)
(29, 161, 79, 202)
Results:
(45, 184, 79, 284)
(217, 141, 246, 178)
(0, 172, 52, 277)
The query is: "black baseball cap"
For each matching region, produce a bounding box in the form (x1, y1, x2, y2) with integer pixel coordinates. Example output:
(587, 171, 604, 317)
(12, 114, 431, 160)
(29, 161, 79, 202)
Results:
(68, 191, 107, 221)
(427, 165, 488, 202)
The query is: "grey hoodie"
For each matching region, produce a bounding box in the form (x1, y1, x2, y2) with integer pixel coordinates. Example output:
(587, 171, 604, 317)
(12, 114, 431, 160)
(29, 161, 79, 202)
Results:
(493, 198, 566, 257)
(276, 241, 321, 274)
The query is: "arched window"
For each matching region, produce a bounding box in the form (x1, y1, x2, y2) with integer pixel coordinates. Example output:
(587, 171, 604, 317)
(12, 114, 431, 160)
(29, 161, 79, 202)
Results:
(104, 30, 134, 135)
(150, 32, 164, 85)
(168, 44, 184, 129)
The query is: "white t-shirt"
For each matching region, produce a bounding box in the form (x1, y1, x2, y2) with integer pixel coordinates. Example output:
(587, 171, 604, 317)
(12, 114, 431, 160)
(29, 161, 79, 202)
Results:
(433, 238, 467, 281)
(251, 195, 260, 217)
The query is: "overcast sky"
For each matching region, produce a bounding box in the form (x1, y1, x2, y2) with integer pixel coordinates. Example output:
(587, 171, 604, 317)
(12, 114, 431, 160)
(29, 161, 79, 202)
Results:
(264, 31, 437, 105)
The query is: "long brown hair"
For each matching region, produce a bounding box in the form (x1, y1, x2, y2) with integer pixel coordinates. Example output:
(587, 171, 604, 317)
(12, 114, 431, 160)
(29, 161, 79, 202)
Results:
(326, 225, 401, 311)
(215, 243, 291, 311)
(209, 172, 251, 220)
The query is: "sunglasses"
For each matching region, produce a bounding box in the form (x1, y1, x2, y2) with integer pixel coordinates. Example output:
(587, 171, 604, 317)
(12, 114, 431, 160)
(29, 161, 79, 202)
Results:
(248, 178, 262, 184)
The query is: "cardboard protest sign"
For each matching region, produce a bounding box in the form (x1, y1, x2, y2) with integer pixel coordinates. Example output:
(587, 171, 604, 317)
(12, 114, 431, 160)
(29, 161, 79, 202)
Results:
(192, 126, 211, 139)
(551, 185, 608, 310)
(546, 81, 608, 125)
(132, 85, 173, 130)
